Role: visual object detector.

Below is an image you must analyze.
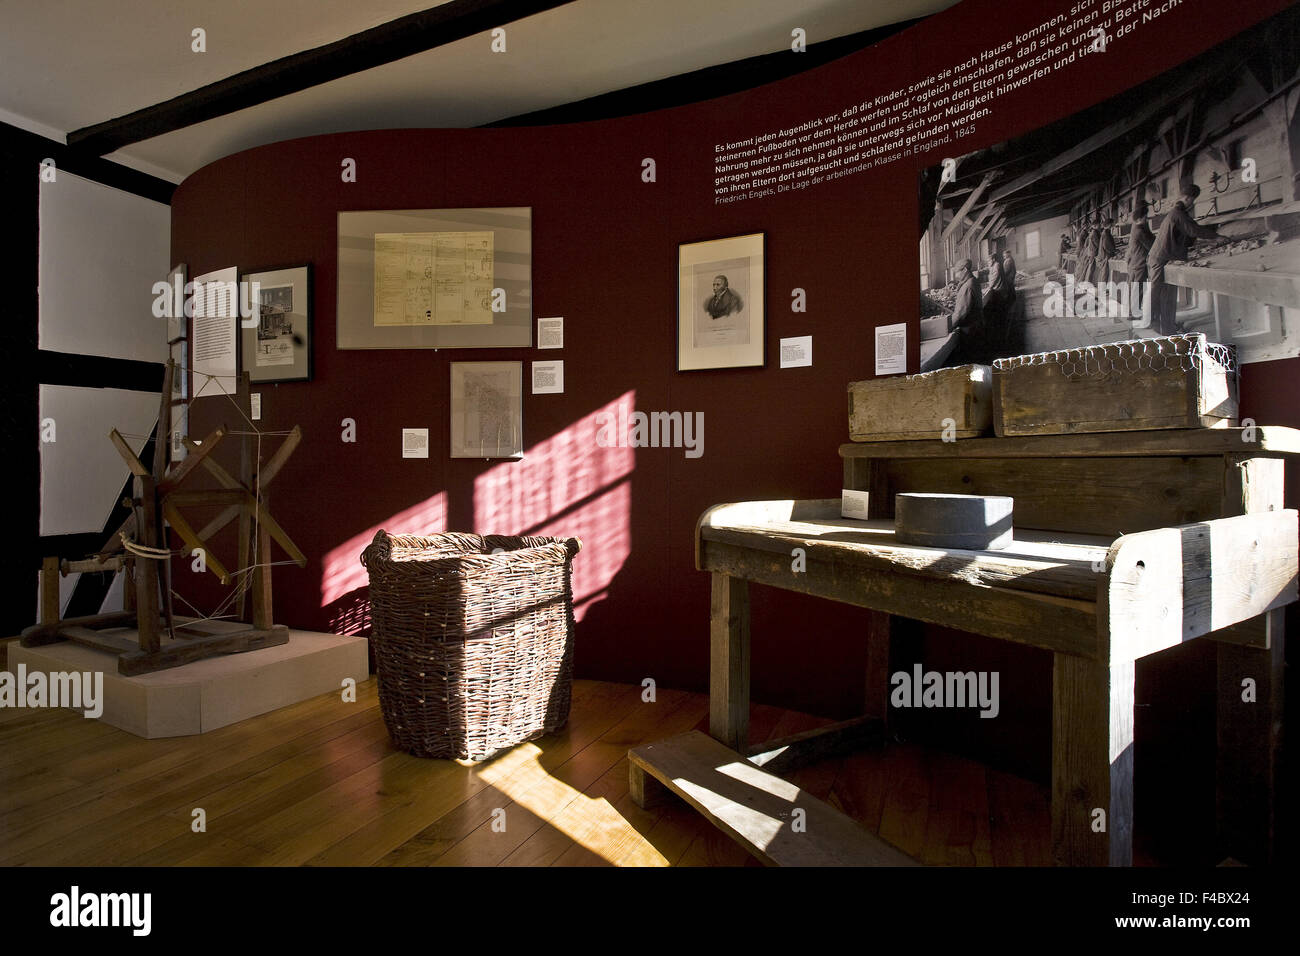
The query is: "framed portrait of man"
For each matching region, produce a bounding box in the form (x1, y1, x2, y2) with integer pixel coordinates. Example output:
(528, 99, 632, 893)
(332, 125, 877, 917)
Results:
(677, 232, 765, 371)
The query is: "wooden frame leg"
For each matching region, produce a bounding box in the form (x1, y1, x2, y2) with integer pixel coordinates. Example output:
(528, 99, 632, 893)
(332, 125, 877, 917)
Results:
(1052, 653, 1134, 866)
(709, 572, 750, 753)
(40, 556, 61, 625)
(1216, 609, 1284, 864)
(251, 510, 273, 630)
(122, 560, 136, 613)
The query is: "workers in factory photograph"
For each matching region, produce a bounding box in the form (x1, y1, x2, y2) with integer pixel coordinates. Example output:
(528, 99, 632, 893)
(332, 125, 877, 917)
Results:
(917, 3, 1300, 371)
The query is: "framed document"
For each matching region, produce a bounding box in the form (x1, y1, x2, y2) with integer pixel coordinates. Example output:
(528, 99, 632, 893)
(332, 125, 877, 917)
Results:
(677, 232, 765, 371)
(337, 207, 532, 350)
(239, 264, 312, 383)
(190, 265, 239, 399)
(450, 361, 524, 459)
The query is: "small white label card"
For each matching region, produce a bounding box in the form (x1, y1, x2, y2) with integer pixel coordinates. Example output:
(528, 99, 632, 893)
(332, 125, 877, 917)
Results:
(875, 322, 907, 375)
(537, 316, 564, 350)
(532, 360, 564, 394)
(250, 392, 262, 421)
(402, 428, 429, 458)
(841, 489, 870, 519)
(779, 335, 812, 368)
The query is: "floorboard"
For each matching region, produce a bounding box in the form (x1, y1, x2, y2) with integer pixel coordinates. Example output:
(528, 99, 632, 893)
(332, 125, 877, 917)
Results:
(0, 675, 1097, 866)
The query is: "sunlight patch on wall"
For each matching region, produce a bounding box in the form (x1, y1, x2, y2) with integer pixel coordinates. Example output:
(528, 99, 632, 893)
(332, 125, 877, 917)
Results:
(319, 492, 448, 607)
(474, 392, 635, 620)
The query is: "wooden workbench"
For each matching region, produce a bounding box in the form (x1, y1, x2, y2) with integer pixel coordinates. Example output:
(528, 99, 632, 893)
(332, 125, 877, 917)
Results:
(632, 426, 1299, 866)
(1103, 237, 1300, 311)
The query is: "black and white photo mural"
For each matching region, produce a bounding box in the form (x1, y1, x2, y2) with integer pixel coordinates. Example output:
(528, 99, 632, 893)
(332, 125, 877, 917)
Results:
(917, 4, 1300, 371)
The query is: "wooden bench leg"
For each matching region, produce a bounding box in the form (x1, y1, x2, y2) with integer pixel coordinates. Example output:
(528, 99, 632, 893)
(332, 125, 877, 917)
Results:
(865, 611, 892, 724)
(1052, 653, 1135, 866)
(1215, 609, 1284, 864)
(848, 457, 894, 729)
(709, 572, 750, 753)
(629, 760, 672, 810)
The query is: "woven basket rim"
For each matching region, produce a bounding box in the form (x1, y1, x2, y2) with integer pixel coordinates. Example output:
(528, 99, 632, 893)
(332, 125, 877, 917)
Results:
(360, 528, 581, 570)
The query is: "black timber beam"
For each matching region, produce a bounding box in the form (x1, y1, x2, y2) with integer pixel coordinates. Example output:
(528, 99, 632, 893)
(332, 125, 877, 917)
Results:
(0, 122, 175, 202)
(67, 0, 581, 156)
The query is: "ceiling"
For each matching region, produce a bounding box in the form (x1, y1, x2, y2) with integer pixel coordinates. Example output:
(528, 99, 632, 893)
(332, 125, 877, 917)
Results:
(0, 0, 954, 184)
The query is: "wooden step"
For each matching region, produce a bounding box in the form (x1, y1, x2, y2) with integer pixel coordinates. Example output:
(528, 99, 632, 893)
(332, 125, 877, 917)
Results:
(628, 730, 919, 867)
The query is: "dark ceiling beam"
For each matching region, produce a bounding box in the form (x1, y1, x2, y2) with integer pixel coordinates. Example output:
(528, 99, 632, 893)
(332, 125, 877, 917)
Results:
(0, 121, 174, 202)
(66, 0, 580, 155)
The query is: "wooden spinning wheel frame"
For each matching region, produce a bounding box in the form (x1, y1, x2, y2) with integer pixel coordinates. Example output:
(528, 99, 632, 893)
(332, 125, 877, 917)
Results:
(23, 360, 307, 675)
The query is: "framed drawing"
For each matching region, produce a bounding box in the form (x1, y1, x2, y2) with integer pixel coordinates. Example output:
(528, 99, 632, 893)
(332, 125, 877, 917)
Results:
(450, 361, 524, 459)
(239, 264, 312, 383)
(337, 207, 532, 350)
(677, 232, 764, 371)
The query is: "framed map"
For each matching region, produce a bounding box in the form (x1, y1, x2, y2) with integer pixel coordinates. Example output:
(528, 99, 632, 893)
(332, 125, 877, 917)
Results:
(450, 361, 524, 459)
(337, 207, 532, 350)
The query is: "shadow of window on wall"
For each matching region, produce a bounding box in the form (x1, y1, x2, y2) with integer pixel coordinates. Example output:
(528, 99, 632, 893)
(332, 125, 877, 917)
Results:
(473, 391, 636, 622)
(316, 391, 636, 634)
(319, 492, 449, 635)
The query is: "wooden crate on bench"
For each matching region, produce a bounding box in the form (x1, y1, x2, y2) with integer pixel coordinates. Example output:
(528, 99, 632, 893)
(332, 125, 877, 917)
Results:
(992, 333, 1238, 437)
(849, 364, 992, 441)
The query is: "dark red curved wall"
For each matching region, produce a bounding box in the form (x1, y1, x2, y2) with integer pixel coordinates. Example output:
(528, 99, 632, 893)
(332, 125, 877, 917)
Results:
(172, 0, 1299, 814)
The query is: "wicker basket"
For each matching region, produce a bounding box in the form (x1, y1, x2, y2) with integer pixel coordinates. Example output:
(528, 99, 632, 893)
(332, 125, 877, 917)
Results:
(360, 530, 581, 760)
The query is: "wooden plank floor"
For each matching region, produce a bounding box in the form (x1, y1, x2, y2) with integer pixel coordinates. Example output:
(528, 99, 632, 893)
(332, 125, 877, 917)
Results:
(0, 654, 1136, 866)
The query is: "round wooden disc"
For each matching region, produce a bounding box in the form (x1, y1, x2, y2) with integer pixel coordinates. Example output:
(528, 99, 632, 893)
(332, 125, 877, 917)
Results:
(894, 493, 1014, 550)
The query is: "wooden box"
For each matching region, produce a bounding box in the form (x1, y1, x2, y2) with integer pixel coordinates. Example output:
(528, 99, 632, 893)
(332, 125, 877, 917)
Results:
(992, 333, 1238, 437)
(919, 313, 950, 340)
(848, 364, 991, 441)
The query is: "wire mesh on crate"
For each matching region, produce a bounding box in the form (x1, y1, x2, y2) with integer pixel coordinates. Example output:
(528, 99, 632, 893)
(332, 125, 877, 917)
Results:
(992, 334, 1237, 380)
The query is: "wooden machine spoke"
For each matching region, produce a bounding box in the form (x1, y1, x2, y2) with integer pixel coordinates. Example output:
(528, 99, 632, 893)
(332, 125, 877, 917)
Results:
(22, 364, 304, 675)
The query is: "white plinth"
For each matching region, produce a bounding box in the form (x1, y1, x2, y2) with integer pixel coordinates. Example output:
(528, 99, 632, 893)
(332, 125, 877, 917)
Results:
(7, 629, 369, 738)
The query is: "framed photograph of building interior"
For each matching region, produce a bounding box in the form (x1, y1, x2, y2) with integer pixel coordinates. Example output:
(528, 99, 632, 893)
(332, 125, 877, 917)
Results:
(239, 264, 312, 383)
(450, 361, 524, 459)
(677, 232, 765, 371)
(337, 207, 532, 350)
